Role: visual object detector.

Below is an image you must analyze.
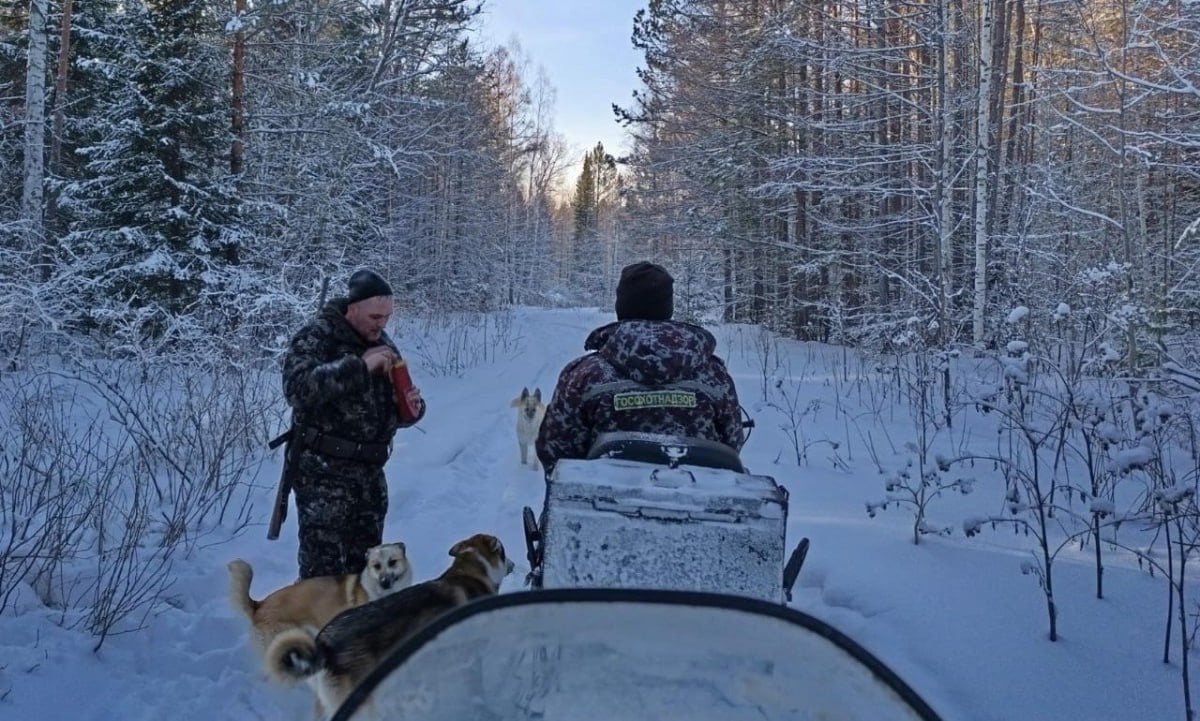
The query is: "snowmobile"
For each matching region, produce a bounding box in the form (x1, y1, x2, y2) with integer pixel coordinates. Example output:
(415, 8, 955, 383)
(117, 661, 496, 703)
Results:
(330, 431, 947, 721)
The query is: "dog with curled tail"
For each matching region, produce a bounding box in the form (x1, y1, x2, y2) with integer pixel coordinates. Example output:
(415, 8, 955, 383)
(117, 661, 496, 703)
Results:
(228, 542, 411, 658)
(265, 533, 514, 718)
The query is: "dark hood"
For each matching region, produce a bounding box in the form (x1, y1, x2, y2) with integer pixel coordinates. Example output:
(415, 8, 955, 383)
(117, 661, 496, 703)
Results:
(584, 320, 719, 386)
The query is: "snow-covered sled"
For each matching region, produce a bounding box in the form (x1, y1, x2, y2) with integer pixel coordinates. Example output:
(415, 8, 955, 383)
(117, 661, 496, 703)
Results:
(326, 434, 944, 721)
(522, 431, 809, 604)
(329, 587, 945, 721)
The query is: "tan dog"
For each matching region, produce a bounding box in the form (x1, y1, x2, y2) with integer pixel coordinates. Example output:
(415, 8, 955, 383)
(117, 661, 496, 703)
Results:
(227, 542, 412, 657)
(510, 387, 546, 468)
(265, 534, 515, 718)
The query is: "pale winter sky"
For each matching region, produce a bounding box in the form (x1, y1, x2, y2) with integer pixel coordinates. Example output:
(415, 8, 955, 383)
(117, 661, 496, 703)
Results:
(474, 0, 647, 171)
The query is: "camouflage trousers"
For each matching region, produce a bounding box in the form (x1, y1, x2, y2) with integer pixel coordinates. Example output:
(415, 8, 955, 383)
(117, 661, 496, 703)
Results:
(291, 448, 388, 579)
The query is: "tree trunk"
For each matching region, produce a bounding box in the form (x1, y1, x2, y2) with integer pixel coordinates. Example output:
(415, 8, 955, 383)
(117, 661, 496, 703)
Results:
(1000, 0, 1026, 236)
(21, 0, 50, 254)
(42, 0, 73, 278)
(231, 0, 246, 175)
(972, 0, 995, 347)
(937, 0, 955, 344)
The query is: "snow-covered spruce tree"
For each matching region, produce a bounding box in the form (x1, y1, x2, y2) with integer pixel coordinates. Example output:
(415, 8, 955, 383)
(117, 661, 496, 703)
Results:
(566, 142, 622, 305)
(57, 0, 245, 349)
(3, 0, 133, 364)
(43, 0, 120, 235)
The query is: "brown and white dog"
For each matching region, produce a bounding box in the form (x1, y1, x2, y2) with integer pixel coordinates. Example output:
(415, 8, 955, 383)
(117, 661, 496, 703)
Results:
(510, 387, 546, 468)
(264, 533, 515, 718)
(227, 542, 412, 657)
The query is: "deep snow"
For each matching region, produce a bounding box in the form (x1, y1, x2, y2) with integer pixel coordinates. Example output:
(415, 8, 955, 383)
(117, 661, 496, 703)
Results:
(0, 306, 1192, 721)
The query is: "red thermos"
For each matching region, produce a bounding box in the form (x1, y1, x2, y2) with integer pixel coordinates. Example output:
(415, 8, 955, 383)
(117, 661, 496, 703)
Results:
(390, 358, 420, 423)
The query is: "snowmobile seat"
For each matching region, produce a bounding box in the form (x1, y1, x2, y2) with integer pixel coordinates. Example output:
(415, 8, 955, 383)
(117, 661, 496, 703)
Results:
(584, 431, 746, 473)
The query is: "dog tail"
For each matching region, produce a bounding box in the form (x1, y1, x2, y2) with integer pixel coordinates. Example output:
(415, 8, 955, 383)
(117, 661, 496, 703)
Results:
(226, 559, 259, 619)
(265, 627, 325, 684)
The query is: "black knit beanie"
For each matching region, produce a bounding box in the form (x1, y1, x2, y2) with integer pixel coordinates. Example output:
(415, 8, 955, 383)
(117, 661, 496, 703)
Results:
(615, 262, 674, 321)
(346, 269, 393, 304)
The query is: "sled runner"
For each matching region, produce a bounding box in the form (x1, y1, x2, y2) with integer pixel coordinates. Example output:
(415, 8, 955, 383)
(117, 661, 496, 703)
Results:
(330, 588, 945, 721)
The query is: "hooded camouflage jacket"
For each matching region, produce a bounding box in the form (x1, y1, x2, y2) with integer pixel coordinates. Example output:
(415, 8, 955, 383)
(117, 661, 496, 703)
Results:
(535, 320, 744, 474)
(282, 298, 424, 450)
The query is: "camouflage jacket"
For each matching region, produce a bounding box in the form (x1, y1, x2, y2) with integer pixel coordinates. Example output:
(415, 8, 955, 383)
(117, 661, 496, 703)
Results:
(535, 320, 744, 474)
(282, 298, 425, 451)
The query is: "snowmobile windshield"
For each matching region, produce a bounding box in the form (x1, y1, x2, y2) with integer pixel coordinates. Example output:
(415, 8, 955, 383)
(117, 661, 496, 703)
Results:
(331, 589, 945, 721)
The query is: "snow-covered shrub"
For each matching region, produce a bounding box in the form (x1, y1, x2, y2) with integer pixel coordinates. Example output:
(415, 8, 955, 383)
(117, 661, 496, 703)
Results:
(0, 360, 274, 649)
(862, 326, 970, 544)
(68, 360, 272, 550)
(956, 305, 1139, 641)
(0, 375, 107, 615)
(726, 324, 783, 403)
(394, 308, 524, 377)
(0, 372, 173, 650)
(1062, 385, 1129, 600)
(1115, 387, 1200, 677)
(766, 358, 842, 469)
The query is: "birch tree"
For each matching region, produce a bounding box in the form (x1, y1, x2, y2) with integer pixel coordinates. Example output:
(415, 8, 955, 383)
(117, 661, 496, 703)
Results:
(19, 0, 47, 254)
(973, 0, 996, 347)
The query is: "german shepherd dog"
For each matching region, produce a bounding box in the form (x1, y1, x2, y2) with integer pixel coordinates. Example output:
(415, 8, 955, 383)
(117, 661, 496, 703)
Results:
(265, 534, 514, 718)
(510, 387, 546, 468)
(227, 542, 412, 657)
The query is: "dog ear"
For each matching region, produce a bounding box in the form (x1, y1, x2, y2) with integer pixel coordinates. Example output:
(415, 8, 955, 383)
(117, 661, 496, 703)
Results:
(398, 541, 406, 553)
(448, 539, 467, 557)
(533, 388, 542, 401)
(521, 387, 529, 400)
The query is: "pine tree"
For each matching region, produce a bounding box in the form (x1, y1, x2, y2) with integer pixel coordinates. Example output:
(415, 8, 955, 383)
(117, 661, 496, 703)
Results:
(45, 0, 129, 233)
(573, 150, 597, 246)
(569, 142, 619, 300)
(58, 0, 245, 342)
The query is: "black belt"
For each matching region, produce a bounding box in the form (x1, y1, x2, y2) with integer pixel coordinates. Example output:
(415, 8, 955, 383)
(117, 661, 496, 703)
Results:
(295, 426, 390, 465)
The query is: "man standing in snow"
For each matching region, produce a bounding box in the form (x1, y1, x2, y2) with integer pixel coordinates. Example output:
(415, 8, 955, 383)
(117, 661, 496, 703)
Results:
(535, 261, 744, 477)
(280, 269, 425, 579)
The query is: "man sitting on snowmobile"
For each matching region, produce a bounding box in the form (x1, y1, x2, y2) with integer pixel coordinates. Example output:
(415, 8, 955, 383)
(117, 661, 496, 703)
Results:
(535, 261, 744, 478)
